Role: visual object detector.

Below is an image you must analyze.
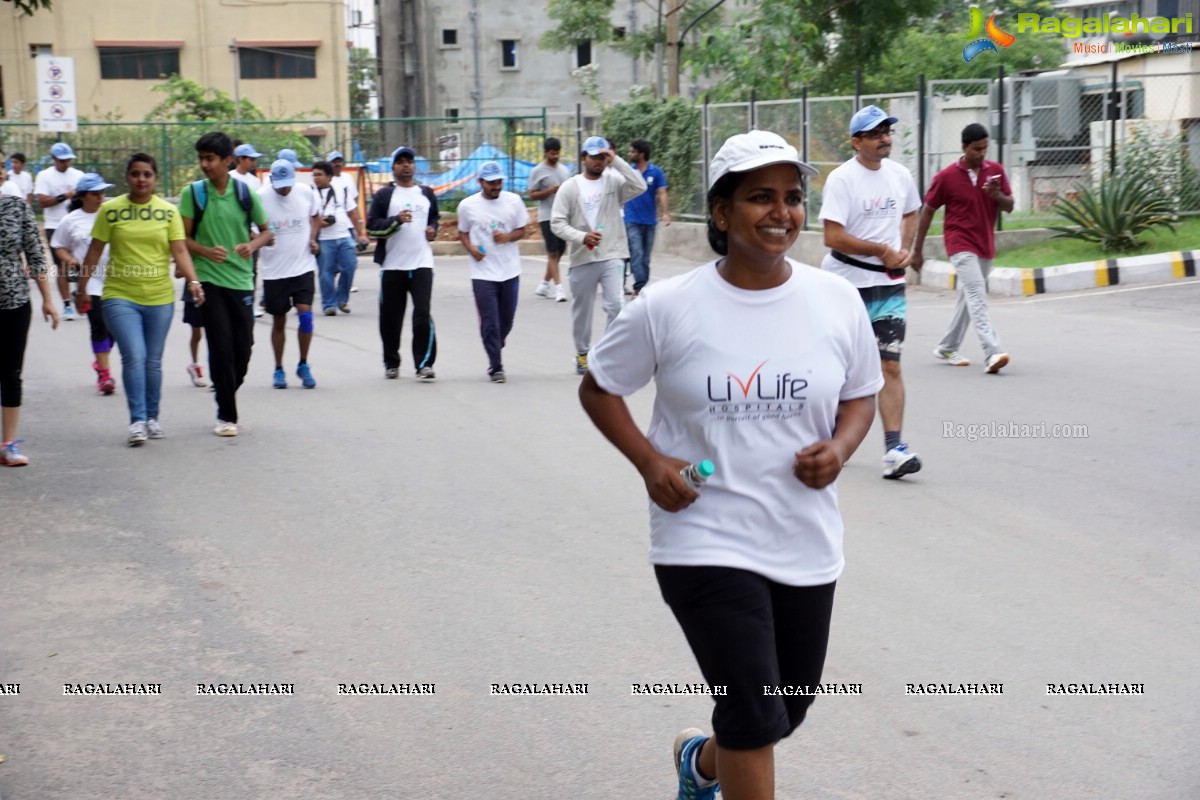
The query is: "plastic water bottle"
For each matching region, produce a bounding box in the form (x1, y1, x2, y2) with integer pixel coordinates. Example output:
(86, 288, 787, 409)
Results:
(680, 459, 715, 491)
(587, 223, 604, 250)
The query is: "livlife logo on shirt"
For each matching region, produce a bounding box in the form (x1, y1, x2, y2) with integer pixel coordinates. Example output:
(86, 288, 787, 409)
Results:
(271, 217, 307, 232)
(860, 196, 898, 219)
(707, 360, 809, 402)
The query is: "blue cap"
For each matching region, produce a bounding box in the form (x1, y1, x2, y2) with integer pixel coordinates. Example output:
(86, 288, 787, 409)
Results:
(76, 173, 114, 193)
(269, 159, 296, 188)
(277, 148, 300, 165)
(50, 142, 76, 160)
(391, 146, 416, 163)
(478, 161, 505, 182)
(849, 105, 899, 136)
(234, 144, 262, 158)
(582, 136, 609, 156)
(327, 150, 345, 162)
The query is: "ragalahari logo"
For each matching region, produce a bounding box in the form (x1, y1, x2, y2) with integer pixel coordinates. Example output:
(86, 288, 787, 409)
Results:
(963, 7, 1016, 62)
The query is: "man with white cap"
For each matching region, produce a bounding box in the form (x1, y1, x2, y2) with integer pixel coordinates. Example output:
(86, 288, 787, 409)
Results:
(34, 143, 85, 320)
(456, 161, 529, 382)
(819, 104, 923, 480)
(550, 135, 646, 375)
(231, 144, 263, 190)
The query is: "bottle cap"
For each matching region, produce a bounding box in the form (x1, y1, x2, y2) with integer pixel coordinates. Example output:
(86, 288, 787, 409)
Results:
(696, 459, 715, 478)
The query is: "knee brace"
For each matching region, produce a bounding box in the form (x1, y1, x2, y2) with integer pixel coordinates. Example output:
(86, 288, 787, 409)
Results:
(298, 310, 314, 334)
(92, 336, 113, 354)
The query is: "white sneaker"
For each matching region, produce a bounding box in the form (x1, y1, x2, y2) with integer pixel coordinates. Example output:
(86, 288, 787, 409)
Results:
(882, 444, 921, 479)
(128, 421, 148, 447)
(986, 353, 1010, 374)
(535, 280, 553, 298)
(554, 284, 568, 302)
(933, 348, 970, 366)
(146, 419, 165, 439)
(213, 420, 238, 437)
(187, 362, 208, 387)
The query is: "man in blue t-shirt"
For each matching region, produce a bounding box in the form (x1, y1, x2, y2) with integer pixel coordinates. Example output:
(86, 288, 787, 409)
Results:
(623, 139, 670, 296)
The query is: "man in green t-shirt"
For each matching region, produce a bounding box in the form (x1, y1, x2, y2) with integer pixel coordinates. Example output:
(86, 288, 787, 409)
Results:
(180, 131, 273, 437)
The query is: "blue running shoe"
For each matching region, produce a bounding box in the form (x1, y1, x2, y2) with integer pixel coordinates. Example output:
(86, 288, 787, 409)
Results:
(296, 362, 316, 389)
(673, 728, 719, 800)
(273, 366, 287, 389)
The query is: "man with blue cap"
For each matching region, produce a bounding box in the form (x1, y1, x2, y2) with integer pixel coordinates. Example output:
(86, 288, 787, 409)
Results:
(35, 142, 85, 320)
(232, 143, 263, 190)
(818, 105, 923, 480)
(277, 148, 301, 166)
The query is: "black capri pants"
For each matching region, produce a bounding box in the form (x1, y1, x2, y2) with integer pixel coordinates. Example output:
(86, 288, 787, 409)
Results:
(655, 564, 836, 750)
(1, 301, 33, 408)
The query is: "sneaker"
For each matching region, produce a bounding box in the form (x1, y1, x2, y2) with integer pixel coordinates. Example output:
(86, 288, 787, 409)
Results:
(673, 729, 719, 800)
(273, 366, 287, 389)
(187, 362, 208, 388)
(94, 361, 116, 395)
(933, 348, 970, 366)
(986, 353, 1010, 374)
(0, 440, 29, 467)
(253, 308, 264, 318)
(350, 284, 359, 293)
(490, 370, 506, 383)
(324, 307, 337, 316)
(338, 303, 351, 314)
(385, 367, 400, 380)
(882, 444, 922, 479)
(554, 284, 568, 302)
(296, 362, 316, 389)
(62, 305, 77, 321)
(535, 280, 553, 298)
(128, 421, 148, 447)
(417, 366, 435, 381)
(213, 420, 238, 437)
(146, 419, 164, 439)
(575, 352, 588, 375)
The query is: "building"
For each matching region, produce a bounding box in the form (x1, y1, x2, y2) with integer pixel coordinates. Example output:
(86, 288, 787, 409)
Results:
(0, 0, 350, 123)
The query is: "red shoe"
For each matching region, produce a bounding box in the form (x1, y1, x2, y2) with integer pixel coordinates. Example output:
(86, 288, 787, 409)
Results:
(92, 362, 115, 395)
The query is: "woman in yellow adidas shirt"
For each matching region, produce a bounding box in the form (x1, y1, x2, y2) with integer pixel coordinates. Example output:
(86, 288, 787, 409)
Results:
(81, 152, 204, 446)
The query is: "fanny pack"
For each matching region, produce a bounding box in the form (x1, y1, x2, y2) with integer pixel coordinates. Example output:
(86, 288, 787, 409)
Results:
(831, 249, 906, 279)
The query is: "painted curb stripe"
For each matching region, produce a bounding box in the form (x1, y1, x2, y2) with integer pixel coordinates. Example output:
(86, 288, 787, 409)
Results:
(1096, 258, 1120, 287)
(1024, 268, 1046, 295)
(1173, 251, 1197, 279)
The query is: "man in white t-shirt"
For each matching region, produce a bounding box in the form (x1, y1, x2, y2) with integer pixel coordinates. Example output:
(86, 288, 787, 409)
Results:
(312, 159, 369, 315)
(257, 160, 321, 390)
(7, 153, 34, 204)
(327, 150, 364, 295)
(819, 105, 923, 480)
(34, 142, 85, 320)
(456, 161, 530, 383)
(366, 146, 441, 380)
(231, 144, 263, 190)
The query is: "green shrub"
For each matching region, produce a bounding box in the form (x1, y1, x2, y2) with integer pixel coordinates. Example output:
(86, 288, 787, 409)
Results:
(601, 97, 701, 216)
(1049, 173, 1178, 254)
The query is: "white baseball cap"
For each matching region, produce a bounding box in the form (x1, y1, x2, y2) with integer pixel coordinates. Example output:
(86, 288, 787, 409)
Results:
(708, 130, 817, 189)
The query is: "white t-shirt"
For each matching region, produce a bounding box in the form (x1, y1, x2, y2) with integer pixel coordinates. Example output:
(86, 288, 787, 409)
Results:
(817, 158, 921, 288)
(50, 208, 110, 296)
(0, 182, 22, 199)
(456, 191, 530, 282)
(257, 185, 319, 280)
(231, 170, 262, 190)
(314, 181, 355, 241)
(381, 185, 434, 271)
(587, 259, 884, 586)
(34, 166, 85, 228)
(10, 170, 33, 201)
(578, 175, 606, 230)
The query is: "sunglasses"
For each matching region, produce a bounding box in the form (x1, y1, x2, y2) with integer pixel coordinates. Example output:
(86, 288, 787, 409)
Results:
(856, 128, 894, 141)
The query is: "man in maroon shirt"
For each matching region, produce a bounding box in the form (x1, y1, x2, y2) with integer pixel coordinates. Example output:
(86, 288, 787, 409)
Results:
(912, 123, 1014, 373)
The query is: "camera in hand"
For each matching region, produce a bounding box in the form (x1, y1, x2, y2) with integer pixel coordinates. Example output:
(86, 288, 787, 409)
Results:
(323, 215, 337, 225)
(355, 241, 368, 252)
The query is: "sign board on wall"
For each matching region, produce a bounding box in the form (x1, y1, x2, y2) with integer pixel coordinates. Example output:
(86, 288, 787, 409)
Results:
(36, 55, 78, 133)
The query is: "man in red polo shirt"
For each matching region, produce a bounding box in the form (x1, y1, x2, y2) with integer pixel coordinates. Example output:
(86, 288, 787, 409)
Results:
(913, 123, 1014, 374)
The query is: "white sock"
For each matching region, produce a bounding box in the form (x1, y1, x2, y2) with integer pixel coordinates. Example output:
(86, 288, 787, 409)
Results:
(689, 743, 717, 787)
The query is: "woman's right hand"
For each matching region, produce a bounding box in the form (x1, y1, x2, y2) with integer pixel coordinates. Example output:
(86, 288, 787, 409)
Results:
(638, 454, 699, 513)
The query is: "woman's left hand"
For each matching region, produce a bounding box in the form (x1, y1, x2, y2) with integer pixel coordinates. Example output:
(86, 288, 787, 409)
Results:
(793, 440, 847, 490)
(43, 301, 60, 330)
(189, 282, 206, 307)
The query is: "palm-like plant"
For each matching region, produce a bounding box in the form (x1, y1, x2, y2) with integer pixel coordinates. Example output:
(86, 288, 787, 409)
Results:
(1050, 173, 1178, 254)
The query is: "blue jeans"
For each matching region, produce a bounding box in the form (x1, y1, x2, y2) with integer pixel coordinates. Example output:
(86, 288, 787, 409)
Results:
(317, 236, 357, 309)
(102, 299, 173, 423)
(626, 222, 657, 292)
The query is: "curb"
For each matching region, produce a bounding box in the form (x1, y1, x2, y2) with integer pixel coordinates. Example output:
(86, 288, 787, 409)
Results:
(919, 250, 1200, 296)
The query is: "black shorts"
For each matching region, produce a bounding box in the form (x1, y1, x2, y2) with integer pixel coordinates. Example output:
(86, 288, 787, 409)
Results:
(857, 284, 907, 361)
(539, 221, 566, 255)
(655, 565, 836, 750)
(181, 282, 203, 327)
(263, 272, 316, 316)
(44, 229, 76, 280)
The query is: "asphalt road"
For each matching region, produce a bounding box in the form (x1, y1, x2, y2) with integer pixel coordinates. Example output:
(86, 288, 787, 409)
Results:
(2, 252, 1198, 800)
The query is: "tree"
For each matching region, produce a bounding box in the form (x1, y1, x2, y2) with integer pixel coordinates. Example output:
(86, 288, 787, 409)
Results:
(3, 0, 52, 14)
(144, 74, 264, 122)
(348, 47, 376, 120)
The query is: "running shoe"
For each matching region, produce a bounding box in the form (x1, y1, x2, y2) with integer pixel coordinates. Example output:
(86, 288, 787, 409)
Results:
(146, 419, 165, 439)
(933, 348, 970, 366)
(128, 421, 148, 447)
(187, 362, 208, 388)
(62, 305, 77, 321)
(416, 366, 435, 381)
(555, 284, 568, 302)
(385, 367, 400, 380)
(490, 370, 506, 383)
(882, 444, 922, 479)
(254, 308, 264, 318)
(575, 352, 588, 375)
(0, 440, 29, 467)
(324, 307, 337, 316)
(350, 284, 359, 293)
(94, 361, 116, 395)
(213, 420, 238, 437)
(673, 728, 719, 800)
(296, 362, 316, 389)
(273, 366, 288, 389)
(986, 353, 1010, 374)
(535, 280, 553, 298)
(338, 303, 351, 314)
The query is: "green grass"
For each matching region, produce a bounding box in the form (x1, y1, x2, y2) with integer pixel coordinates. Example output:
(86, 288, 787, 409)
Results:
(923, 211, 1053, 236)
(993, 215, 1200, 269)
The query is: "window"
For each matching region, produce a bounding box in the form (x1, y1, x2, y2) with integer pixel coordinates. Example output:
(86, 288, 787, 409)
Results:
(442, 29, 458, 46)
(99, 47, 180, 80)
(613, 27, 627, 40)
(576, 40, 592, 67)
(500, 39, 518, 69)
(29, 44, 52, 58)
(445, 108, 459, 119)
(239, 46, 316, 79)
